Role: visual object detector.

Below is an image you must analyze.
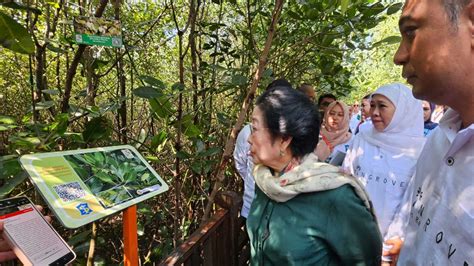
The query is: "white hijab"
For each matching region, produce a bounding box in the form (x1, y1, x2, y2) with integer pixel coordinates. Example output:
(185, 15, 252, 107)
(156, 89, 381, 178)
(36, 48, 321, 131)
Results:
(359, 83, 425, 159)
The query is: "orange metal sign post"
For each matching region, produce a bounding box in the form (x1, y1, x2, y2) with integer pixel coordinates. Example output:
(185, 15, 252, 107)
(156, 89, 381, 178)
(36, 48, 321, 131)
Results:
(123, 205, 139, 266)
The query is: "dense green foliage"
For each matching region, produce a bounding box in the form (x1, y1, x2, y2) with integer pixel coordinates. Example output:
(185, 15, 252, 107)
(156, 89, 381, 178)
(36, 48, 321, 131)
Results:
(345, 13, 405, 102)
(0, 0, 402, 263)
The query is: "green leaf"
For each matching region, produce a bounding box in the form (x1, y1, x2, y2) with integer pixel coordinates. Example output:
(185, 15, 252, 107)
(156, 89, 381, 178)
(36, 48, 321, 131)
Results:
(135, 128, 147, 149)
(68, 230, 91, 247)
(0, 156, 21, 180)
(49, 113, 69, 135)
(203, 42, 214, 50)
(138, 75, 165, 89)
(0, 115, 15, 124)
(178, 115, 201, 138)
(287, 10, 301, 20)
(73, 241, 90, 255)
(0, 172, 28, 199)
(387, 3, 403, 15)
(346, 41, 356, 50)
(150, 131, 168, 151)
(203, 161, 213, 174)
(0, 124, 17, 131)
(0, 1, 42, 15)
(115, 188, 131, 203)
(94, 172, 115, 184)
(140, 172, 150, 182)
(93, 257, 106, 266)
(262, 68, 273, 78)
(340, 0, 350, 13)
(373, 36, 401, 47)
(231, 74, 247, 86)
(33, 101, 55, 110)
(149, 97, 174, 119)
(216, 112, 231, 126)
(91, 59, 109, 70)
(123, 171, 136, 183)
(176, 151, 191, 160)
(183, 123, 201, 138)
(144, 156, 159, 162)
(208, 24, 220, 31)
(46, 43, 66, 53)
(361, 2, 386, 17)
(8, 136, 41, 147)
(42, 89, 60, 95)
(191, 162, 202, 174)
(46, 1, 60, 8)
(0, 11, 35, 54)
(198, 147, 220, 157)
(133, 86, 161, 99)
(82, 117, 111, 143)
(137, 223, 145, 236)
(137, 203, 153, 216)
(190, 162, 202, 174)
(94, 152, 105, 165)
(171, 82, 184, 91)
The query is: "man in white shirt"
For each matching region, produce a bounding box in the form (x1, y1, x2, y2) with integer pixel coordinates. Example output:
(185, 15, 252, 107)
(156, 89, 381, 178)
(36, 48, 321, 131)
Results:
(352, 94, 372, 134)
(383, 0, 474, 265)
(233, 124, 254, 218)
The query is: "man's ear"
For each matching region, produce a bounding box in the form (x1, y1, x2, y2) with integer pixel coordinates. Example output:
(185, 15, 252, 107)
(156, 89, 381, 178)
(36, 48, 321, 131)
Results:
(468, 2, 474, 48)
(280, 135, 293, 152)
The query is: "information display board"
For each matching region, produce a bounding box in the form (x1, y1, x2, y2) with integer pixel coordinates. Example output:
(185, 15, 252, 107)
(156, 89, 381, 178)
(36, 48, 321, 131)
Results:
(20, 145, 168, 228)
(73, 16, 123, 48)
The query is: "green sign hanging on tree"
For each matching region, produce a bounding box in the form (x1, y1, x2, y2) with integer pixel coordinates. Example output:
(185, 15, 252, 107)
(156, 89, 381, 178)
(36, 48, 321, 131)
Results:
(73, 16, 122, 48)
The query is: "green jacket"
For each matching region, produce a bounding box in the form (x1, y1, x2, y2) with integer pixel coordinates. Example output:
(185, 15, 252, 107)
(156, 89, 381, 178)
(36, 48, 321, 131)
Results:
(247, 185, 382, 265)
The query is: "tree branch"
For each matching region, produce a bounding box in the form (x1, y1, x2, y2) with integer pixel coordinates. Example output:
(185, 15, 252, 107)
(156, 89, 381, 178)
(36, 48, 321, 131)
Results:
(201, 0, 285, 224)
(60, 0, 109, 113)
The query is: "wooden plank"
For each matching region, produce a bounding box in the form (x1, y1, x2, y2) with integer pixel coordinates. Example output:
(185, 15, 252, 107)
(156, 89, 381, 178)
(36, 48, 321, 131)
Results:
(183, 248, 200, 266)
(160, 209, 228, 265)
(202, 232, 215, 266)
(160, 191, 248, 266)
(216, 191, 242, 266)
(220, 215, 231, 266)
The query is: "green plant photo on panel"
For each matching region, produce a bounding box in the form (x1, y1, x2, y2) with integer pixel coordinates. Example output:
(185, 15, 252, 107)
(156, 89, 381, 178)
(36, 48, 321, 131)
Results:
(64, 149, 162, 208)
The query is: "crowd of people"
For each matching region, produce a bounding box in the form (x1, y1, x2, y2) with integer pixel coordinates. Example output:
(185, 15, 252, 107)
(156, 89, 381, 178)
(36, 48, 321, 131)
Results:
(234, 0, 473, 264)
(235, 80, 440, 265)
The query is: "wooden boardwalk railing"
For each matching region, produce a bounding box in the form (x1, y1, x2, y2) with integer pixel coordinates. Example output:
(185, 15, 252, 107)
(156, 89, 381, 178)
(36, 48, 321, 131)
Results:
(160, 191, 250, 266)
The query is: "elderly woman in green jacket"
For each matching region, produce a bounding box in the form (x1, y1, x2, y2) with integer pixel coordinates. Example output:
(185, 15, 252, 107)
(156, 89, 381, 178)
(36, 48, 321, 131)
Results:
(247, 85, 382, 265)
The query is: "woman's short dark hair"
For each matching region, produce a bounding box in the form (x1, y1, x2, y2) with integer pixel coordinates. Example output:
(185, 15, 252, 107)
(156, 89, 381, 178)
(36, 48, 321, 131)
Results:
(256, 86, 320, 157)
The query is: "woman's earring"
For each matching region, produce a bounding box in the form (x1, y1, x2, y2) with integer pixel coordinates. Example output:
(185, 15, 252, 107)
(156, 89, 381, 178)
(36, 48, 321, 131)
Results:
(279, 150, 285, 157)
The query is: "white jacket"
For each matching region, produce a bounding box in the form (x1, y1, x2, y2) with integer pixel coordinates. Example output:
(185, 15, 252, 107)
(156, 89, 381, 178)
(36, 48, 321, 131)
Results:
(342, 83, 425, 239)
(342, 134, 416, 238)
(233, 125, 255, 218)
(387, 109, 474, 265)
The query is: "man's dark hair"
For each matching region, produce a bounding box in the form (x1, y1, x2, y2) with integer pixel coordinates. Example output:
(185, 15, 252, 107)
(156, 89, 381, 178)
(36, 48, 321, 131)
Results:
(297, 83, 314, 93)
(362, 94, 371, 100)
(317, 93, 337, 106)
(266, 78, 292, 90)
(442, 0, 471, 26)
(256, 86, 320, 158)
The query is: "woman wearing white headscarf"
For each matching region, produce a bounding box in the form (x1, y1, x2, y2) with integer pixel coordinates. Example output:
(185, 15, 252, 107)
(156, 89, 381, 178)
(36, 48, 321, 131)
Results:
(342, 83, 425, 254)
(315, 101, 353, 162)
